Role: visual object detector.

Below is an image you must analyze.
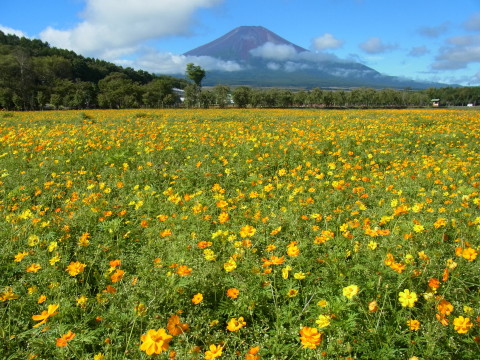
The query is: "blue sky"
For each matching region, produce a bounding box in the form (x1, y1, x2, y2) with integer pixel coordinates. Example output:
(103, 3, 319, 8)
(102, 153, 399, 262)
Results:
(1, 0, 479, 85)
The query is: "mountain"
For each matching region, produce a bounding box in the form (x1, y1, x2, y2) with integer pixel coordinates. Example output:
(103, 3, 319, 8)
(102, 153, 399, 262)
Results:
(184, 26, 443, 89)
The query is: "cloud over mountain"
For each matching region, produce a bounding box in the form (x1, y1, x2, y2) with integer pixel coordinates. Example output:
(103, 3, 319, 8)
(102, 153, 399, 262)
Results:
(359, 37, 398, 54)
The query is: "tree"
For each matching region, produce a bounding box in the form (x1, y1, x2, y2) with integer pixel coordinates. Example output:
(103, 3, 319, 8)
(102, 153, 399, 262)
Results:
(213, 85, 230, 108)
(232, 86, 251, 108)
(185, 63, 206, 87)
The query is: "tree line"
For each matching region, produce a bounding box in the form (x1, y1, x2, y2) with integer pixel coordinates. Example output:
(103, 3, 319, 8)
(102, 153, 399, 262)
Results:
(1, 30, 479, 111)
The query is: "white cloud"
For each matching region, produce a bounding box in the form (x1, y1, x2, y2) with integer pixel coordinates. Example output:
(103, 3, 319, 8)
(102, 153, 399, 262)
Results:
(418, 22, 449, 38)
(250, 42, 298, 61)
(0, 25, 27, 37)
(464, 12, 480, 31)
(312, 33, 343, 50)
(39, 0, 223, 58)
(359, 37, 398, 54)
(116, 50, 242, 74)
(408, 46, 429, 57)
(432, 34, 480, 70)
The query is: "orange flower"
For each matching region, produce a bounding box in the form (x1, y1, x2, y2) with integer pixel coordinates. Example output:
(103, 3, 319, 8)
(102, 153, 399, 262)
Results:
(167, 314, 189, 336)
(299, 326, 323, 349)
(32, 304, 59, 327)
(26, 263, 42, 273)
(66, 261, 86, 276)
(245, 346, 260, 360)
(197, 241, 212, 249)
(110, 269, 125, 283)
(462, 247, 478, 261)
(56, 330, 76, 347)
(226, 288, 239, 299)
(176, 265, 192, 276)
(437, 299, 453, 315)
(192, 293, 203, 304)
(428, 278, 440, 290)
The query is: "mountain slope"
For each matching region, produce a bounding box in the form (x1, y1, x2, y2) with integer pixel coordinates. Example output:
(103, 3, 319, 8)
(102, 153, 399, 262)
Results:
(184, 26, 444, 89)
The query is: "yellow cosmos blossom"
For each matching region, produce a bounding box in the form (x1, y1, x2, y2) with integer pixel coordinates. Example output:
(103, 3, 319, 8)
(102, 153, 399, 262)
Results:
(14, 251, 29, 262)
(407, 319, 420, 331)
(226, 316, 246, 331)
(453, 316, 473, 334)
(32, 304, 59, 327)
(342, 285, 360, 299)
(399, 289, 418, 308)
(223, 257, 237, 272)
(315, 314, 331, 328)
(205, 344, 223, 360)
(139, 328, 172, 355)
(240, 225, 256, 238)
(66, 261, 86, 276)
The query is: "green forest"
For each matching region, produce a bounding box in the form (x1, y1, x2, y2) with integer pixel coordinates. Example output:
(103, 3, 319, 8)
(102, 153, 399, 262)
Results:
(1, 30, 479, 110)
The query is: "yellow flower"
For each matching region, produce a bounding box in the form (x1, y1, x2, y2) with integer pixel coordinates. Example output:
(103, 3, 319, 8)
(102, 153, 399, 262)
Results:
(287, 289, 299, 297)
(315, 314, 331, 328)
(226, 316, 246, 331)
(317, 299, 328, 307)
(240, 225, 256, 238)
(32, 304, 59, 327)
(93, 353, 105, 360)
(294, 272, 306, 280)
(299, 326, 323, 349)
(342, 285, 359, 299)
(398, 289, 418, 308)
(66, 261, 86, 276)
(76, 295, 88, 308)
(453, 316, 473, 334)
(139, 328, 172, 355)
(205, 344, 223, 360)
(407, 319, 420, 331)
(1, 287, 19, 302)
(223, 257, 237, 272)
(14, 251, 28, 262)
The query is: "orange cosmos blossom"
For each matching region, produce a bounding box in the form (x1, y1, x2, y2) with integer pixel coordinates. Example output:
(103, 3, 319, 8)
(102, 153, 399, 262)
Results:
(261, 255, 285, 267)
(192, 293, 203, 304)
(437, 299, 454, 315)
(32, 304, 59, 327)
(176, 265, 192, 276)
(245, 346, 260, 360)
(110, 269, 125, 283)
(167, 314, 189, 336)
(299, 326, 323, 349)
(139, 328, 172, 355)
(56, 330, 76, 347)
(226, 288, 239, 299)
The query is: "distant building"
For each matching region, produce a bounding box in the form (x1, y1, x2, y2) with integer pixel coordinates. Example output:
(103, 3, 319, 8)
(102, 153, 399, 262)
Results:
(431, 98, 440, 107)
(173, 88, 185, 102)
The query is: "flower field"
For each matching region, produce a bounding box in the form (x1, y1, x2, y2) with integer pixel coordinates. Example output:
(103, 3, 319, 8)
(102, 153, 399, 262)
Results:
(1, 108, 479, 359)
